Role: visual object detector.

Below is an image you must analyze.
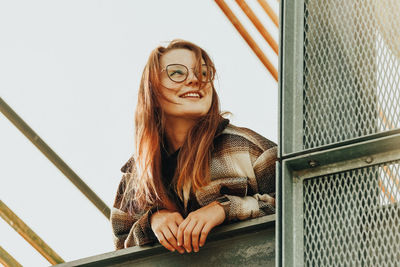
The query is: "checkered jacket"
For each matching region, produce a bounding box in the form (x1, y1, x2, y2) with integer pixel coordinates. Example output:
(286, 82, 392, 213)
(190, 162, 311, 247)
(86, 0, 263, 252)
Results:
(110, 121, 277, 250)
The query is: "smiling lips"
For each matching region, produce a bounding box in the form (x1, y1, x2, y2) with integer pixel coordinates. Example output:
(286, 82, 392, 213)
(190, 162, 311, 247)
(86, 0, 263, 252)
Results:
(180, 91, 202, 98)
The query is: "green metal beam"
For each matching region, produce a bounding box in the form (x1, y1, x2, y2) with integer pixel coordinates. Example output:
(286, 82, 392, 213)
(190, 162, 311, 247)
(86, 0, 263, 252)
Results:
(284, 132, 400, 179)
(0, 200, 64, 265)
(0, 97, 110, 219)
(56, 215, 276, 267)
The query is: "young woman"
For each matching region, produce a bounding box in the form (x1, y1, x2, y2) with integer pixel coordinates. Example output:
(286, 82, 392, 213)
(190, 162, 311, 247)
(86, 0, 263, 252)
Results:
(111, 40, 277, 254)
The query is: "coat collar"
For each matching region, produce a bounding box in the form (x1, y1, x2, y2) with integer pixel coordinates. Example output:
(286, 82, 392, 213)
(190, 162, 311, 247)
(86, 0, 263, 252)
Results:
(215, 118, 230, 138)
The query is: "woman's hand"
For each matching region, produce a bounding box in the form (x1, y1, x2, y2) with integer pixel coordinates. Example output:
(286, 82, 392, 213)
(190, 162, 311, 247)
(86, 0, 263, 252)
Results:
(150, 210, 185, 254)
(177, 201, 226, 253)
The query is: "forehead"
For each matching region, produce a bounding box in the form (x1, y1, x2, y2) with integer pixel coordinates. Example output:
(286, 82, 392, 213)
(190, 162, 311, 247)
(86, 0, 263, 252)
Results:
(160, 48, 205, 67)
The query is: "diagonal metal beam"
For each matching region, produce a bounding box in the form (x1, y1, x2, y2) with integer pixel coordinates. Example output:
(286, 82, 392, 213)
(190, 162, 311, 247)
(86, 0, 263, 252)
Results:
(257, 0, 279, 28)
(235, 0, 279, 55)
(0, 97, 110, 219)
(0, 245, 22, 267)
(0, 200, 64, 265)
(215, 0, 278, 81)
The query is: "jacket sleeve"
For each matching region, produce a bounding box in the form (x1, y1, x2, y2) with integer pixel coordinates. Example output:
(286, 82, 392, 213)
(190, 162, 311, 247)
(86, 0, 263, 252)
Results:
(110, 159, 157, 250)
(218, 145, 277, 222)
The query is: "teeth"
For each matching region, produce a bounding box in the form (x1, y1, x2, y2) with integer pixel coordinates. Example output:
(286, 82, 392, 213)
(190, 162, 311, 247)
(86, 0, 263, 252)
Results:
(182, 92, 200, 98)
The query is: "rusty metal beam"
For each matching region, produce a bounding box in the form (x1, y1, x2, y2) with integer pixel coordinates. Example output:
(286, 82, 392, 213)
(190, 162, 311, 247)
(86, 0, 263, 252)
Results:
(0, 200, 64, 265)
(257, 0, 279, 28)
(0, 97, 110, 219)
(215, 0, 278, 81)
(235, 0, 279, 55)
(0, 246, 22, 267)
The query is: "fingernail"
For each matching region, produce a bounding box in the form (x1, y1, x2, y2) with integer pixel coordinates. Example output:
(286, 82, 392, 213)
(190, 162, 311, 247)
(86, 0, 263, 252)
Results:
(199, 244, 203, 247)
(171, 249, 175, 252)
(186, 249, 191, 253)
(177, 242, 181, 246)
(194, 248, 199, 252)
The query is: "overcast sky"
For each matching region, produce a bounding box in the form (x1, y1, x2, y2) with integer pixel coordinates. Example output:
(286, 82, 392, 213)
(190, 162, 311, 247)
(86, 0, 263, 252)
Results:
(0, 1, 279, 266)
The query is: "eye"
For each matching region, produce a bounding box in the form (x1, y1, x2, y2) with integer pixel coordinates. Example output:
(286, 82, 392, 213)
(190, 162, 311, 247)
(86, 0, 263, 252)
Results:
(166, 64, 187, 80)
(201, 66, 209, 76)
(170, 70, 184, 76)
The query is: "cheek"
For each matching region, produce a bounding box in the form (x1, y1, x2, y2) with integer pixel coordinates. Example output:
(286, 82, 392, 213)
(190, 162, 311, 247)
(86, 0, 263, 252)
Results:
(204, 89, 213, 110)
(205, 86, 213, 101)
(161, 75, 180, 90)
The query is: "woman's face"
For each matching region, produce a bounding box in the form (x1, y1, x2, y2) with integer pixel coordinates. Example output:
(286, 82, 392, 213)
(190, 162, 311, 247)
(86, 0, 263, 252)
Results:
(158, 48, 213, 121)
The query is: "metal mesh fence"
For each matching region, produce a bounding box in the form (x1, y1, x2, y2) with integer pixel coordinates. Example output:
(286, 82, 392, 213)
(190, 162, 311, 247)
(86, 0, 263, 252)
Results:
(303, 0, 400, 149)
(303, 161, 400, 266)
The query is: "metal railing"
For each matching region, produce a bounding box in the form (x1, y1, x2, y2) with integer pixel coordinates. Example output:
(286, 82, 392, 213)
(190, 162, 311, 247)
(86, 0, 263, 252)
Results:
(55, 215, 276, 267)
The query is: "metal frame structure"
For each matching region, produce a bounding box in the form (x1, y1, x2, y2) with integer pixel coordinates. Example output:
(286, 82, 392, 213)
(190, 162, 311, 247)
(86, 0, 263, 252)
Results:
(278, 0, 400, 265)
(279, 132, 400, 266)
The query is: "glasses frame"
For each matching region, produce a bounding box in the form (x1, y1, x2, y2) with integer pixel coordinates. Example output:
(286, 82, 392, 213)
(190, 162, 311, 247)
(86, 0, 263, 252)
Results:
(161, 63, 214, 83)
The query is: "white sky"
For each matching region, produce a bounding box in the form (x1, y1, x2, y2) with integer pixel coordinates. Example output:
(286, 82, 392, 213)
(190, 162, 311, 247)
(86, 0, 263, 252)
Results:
(0, 1, 279, 266)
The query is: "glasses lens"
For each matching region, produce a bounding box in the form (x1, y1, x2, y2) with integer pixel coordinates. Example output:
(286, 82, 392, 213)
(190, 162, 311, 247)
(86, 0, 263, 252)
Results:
(196, 65, 214, 82)
(166, 64, 188, 82)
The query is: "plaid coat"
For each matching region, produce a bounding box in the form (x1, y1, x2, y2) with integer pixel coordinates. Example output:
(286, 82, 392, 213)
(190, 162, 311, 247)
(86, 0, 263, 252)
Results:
(110, 120, 277, 250)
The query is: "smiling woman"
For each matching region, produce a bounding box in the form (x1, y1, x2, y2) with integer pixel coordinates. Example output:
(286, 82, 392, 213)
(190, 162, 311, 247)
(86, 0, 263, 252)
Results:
(110, 39, 277, 254)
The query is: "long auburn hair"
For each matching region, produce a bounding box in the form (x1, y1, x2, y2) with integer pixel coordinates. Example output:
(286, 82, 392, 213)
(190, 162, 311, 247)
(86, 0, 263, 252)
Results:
(121, 40, 224, 212)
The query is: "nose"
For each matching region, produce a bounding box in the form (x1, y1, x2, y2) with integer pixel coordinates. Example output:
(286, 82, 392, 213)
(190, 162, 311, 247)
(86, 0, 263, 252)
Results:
(185, 69, 200, 86)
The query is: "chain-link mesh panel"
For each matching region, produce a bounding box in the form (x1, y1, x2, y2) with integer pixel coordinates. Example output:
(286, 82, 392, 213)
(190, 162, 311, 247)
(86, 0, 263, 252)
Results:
(303, 0, 400, 149)
(303, 161, 400, 266)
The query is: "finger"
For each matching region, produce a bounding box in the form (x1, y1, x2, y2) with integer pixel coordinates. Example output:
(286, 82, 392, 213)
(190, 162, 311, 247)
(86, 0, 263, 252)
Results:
(163, 227, 184, 254)
(156, 231, 175, 252)
(167, 224, 185, 254)
(199, 223, 214, 248)
(175, 213, 184, 225)
(177, 218, 191, 247)
(169, 222, 179, 239)
(183, 219, 197, 253)
(191, 221, 205, 252)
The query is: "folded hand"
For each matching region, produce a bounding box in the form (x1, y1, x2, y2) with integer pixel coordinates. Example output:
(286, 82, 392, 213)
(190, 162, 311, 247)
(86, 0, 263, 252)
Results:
(177, 201, 226, 253)
(150, 209, 185, 253)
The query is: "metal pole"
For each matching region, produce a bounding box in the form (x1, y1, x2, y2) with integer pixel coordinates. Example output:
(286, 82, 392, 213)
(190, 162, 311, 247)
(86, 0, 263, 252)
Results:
(215, 0, 278, 81)
(235, 0, 279, 55)
(0, 200, 64, 265)
(0, 97, 110, 219)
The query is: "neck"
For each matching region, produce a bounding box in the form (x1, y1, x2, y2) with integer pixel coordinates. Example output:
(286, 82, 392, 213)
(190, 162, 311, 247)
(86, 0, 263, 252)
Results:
(164, 116, 197, 153)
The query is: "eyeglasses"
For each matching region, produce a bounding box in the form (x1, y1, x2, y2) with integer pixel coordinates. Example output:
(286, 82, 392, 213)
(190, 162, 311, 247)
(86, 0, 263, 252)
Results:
(162, 64, 214, 83)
